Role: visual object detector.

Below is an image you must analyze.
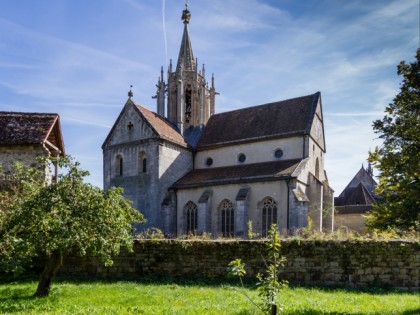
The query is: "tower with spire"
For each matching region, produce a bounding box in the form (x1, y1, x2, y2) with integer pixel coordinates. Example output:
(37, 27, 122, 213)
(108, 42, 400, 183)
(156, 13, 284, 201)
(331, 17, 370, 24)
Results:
(154, 2, 217, 134)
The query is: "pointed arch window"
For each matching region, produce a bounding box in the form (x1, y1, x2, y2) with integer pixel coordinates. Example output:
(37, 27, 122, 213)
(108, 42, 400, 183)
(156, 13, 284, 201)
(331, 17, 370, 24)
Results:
(116, 155, 123, 176)
(184, 201, 198, 235)
(315, 158, 320, 178)
(219, 199, 234, 237)
(262, 197, 277, 237)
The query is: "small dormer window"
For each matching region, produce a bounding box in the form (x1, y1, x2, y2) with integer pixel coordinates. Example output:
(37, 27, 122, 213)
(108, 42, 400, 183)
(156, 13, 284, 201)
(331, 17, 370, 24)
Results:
(238, 153, 246, 163)
(274, 149, 283, 159)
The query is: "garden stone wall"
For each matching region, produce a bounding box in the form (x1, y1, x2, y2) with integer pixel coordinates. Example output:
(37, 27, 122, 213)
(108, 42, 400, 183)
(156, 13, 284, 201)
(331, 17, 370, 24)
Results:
(59, 240, 419, 290)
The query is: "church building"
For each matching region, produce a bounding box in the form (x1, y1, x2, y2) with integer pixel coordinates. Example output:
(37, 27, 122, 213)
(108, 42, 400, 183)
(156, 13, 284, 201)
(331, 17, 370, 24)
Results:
(334, 163, 381, 232)
(102, 4, 334, 237)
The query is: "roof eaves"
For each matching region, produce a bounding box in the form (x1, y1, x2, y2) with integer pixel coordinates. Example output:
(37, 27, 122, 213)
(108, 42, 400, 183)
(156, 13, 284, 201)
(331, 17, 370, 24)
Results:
(175, 174, 292, 189)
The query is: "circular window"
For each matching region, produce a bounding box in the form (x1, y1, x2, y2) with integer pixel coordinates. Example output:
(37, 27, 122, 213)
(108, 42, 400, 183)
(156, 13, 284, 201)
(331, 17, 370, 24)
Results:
(238, 153, 246, 163)
(206, 157, 213, 166)
(274, 149, 283, 159)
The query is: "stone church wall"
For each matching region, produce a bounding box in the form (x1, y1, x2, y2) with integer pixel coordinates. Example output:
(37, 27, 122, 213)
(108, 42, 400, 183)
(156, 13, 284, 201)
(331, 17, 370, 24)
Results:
(59, 239, 419, 290)
(176, 181, 289, 237)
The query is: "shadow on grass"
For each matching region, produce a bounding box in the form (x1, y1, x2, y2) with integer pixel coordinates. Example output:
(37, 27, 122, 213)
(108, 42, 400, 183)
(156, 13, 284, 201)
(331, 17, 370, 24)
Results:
(0, 287, 40, 314)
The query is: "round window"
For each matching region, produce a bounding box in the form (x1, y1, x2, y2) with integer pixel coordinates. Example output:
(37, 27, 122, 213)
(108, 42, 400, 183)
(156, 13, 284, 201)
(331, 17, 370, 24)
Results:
(238, 153, 246, 163)
(274, 149, 283, 159)
(206, 157, 213, 166)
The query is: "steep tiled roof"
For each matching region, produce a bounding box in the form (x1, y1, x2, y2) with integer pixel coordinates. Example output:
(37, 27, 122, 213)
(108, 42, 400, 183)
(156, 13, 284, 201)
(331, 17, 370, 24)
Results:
(183, 125, 205, 149)
(174, 158, 302, 189)
(197, 92, 320, 150)
(0, 112, 65, 154)
(337, 166, 377, 198)
(335, 182, 376, 206)
(134, 103, 189, 148)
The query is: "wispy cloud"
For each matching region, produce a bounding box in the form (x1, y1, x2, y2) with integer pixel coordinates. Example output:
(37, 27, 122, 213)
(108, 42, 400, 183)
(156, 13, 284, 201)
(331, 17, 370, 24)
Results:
(0, 0, 417, 191)
(62, 117, 112, 129)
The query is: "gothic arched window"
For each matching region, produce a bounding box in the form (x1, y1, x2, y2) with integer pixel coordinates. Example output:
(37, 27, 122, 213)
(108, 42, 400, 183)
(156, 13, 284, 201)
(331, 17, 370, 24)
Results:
(184, 201, 198, 235)
(219, 199, 234, 237)
(116, 155, 123, 176)
(262, 197, 277, 237)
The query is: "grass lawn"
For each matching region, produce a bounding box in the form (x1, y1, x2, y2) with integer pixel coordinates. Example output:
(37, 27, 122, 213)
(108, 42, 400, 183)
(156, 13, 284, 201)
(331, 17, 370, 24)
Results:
(0, 279, 418, 314)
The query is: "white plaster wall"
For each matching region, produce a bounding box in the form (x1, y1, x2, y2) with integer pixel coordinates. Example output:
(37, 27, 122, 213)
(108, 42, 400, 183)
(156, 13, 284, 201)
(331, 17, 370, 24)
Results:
(195, 137, 304, 169)
(176, 181, 289, 236)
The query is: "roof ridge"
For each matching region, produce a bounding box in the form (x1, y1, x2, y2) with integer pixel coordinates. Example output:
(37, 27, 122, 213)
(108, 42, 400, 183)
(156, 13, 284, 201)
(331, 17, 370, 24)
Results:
(209, 92, 320, 118)
(0, 111, 58, 116)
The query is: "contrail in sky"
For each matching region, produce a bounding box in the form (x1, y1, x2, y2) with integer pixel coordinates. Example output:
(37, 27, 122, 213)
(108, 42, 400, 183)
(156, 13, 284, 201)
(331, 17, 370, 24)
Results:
(162, 0, 168, 67)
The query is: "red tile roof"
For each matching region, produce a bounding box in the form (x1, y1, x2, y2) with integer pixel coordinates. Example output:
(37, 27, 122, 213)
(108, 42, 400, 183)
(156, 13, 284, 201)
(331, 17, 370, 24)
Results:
(197, 92, 320, 150)
(174, 158, 303, 189)
(134, 103, 189, 148)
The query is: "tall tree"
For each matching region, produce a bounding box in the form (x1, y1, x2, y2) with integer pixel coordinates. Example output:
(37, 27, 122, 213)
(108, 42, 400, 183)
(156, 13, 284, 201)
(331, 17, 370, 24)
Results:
(367, 49, 420, 231)
(0, 157, 144, 296)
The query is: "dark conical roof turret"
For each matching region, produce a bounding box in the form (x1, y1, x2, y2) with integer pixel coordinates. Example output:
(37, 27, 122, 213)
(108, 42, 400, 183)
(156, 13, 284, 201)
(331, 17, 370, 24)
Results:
(177, 2, 195, 71)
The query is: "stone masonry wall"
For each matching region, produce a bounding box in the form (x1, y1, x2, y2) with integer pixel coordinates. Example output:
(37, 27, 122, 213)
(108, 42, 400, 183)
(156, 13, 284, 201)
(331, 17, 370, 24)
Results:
(59, 239, 419, 289)
(0, 144, 48, 173)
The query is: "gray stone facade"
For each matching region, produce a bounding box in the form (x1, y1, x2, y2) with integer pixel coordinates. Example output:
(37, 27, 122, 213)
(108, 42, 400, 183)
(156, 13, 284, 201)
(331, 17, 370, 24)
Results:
(102, 101, 193, 231)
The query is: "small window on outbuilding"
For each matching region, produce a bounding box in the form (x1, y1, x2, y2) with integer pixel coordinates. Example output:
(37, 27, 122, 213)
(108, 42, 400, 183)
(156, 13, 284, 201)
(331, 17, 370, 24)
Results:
(206, 157, 213, 166)
(238, 153, 246, 163)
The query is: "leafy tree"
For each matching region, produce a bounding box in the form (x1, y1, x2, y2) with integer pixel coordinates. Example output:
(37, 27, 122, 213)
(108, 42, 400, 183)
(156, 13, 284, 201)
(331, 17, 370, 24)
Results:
(0, 156, 144, 297)
(367, 48, 420, 232)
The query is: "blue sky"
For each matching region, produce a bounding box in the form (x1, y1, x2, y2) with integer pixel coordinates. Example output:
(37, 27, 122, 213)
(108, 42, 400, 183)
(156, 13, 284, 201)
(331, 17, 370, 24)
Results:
(0, 0, 418, 193)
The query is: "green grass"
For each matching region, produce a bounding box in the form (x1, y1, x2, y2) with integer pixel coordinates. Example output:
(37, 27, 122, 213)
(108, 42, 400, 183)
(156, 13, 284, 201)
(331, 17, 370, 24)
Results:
(0, 280, 418, 314)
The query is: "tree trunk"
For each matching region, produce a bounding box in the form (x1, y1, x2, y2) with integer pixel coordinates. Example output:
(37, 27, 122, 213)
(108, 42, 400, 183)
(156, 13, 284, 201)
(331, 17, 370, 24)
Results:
(271, 304, 277, 315)
(34, 250, 62, 297)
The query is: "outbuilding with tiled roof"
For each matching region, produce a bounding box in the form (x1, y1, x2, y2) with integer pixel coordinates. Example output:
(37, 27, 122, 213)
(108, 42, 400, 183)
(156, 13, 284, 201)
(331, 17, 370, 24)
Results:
(0, 111, 65, 182)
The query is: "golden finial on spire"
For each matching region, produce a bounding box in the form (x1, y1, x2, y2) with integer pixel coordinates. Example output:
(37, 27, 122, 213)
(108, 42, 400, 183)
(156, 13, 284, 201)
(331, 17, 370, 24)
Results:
(182, 0, 191, 24)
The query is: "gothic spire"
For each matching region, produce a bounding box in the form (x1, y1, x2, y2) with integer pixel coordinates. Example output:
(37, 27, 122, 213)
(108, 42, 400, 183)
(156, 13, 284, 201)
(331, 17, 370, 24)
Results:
(177, 1, 195, 72)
